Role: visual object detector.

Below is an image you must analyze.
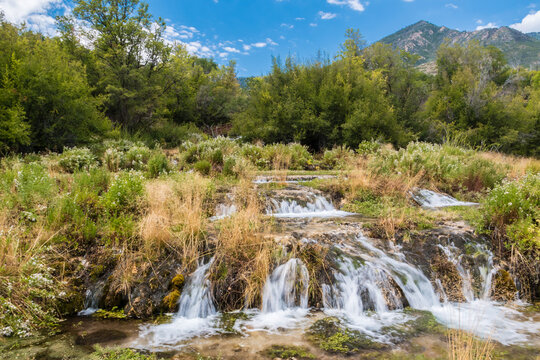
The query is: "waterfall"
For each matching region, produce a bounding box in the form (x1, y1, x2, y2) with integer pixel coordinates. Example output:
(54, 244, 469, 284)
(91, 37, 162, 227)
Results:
(411, 189, 477, 209)
(136, 259, 218, 349)
(78, 289, 99, 316)
(176, 260, 216, 319)
(437, 243, 476, 301)
(210, 203, 237, 221)
(266, 196, 352, 218)
(262, 258, 309, 312)
(239, 258, 310, 332)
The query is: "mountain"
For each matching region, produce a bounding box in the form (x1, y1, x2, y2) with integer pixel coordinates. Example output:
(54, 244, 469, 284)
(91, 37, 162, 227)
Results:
(379, 20, 540, 69)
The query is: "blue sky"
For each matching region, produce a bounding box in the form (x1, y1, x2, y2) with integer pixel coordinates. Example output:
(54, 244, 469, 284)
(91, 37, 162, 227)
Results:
(1, 0, 540, 76)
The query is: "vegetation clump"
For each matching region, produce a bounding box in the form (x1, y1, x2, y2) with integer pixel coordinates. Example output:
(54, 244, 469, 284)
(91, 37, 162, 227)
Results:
(308, 317, 387, 354)
(264, 345, 315, 359)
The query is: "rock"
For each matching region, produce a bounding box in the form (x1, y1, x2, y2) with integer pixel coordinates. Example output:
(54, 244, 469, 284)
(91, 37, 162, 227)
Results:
(491, 269, 517, 302)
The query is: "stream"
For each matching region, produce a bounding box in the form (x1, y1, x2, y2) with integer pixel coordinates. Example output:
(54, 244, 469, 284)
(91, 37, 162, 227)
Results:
(2, 178, 539, 359)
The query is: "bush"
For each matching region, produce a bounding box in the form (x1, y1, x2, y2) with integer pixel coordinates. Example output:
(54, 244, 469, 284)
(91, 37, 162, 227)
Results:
(320, 146, 355, 170)
(102, 171, 145, 213)
(222, 157, 237, 177)
(193, 160, 211, 175)
(3, 162, 55, 210)
(370, 142, 506, 193)
(58, 147, 98, 173)
(123, 145, 152, 170)
(147, 153, 171, 178)
(357, 140, 381, 156)
(481, 173, 539, 253)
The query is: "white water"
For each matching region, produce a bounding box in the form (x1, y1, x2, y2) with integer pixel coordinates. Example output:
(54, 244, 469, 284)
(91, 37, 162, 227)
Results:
(411, 189, 478, 209)
(323, 234, 540, 345)
(78, 289, 99, 316)
(266, 196, 352, 218)
(136, 259, 218, 349)
(239, 258, 311, 332)
(210, 203, 237, 221)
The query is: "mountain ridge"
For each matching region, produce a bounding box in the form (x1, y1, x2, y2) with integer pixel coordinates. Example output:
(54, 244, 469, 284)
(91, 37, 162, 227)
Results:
(379, 20, 540, 69)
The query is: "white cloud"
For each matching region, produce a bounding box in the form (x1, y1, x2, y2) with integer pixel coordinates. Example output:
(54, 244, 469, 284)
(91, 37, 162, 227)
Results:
(242, 44, 251, 51)
(252, 42, 267, 48)
(223, 46, 240, 53)
(281, 23, 294, 29)
(0, 0, 65, 35)
(445, 3, 458, 9)
(310, 23, 318, 27)
(510, 10, 540, 33)
(295, 17, 305, 21)
(476, 22, 497, 30)
(326, 0, 365, 12)
(318, 11, 337, 20)
(476, 19, 483, 24)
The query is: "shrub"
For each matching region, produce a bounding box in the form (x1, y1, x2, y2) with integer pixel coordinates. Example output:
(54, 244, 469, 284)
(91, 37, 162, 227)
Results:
(194, 160, 212, 175)
(102, 171, 145, 213)
(103, 147, 122, 172)
(147, 153, 171, 178)
(123, 145, 152, 170)
(320, 146, 355, 170)
(357, 140, 381, 156)
(58, 147, 98, 173)
(222, 157, 237, 177)
(481, 173, 539, 253)
(8, 162, 55, 209)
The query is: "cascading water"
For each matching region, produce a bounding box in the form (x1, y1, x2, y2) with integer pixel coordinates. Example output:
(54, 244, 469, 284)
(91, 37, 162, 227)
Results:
(136, 259, 218, 349)
(266, 196, 352, 218)
(240, 258, 310, 332)
(323, 233, 540, 345)
(437, 243, 476, 301)
(411, 188, 478, 209)
(210, 203, 237, 221)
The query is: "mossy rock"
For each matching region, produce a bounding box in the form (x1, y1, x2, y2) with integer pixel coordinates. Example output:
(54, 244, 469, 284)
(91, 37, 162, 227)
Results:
(162, 289, 181, 312)
(264, 345, 315, 359)
(217, 312, 250, 335)
(308, 317, 387, 354)
(171, 274, 185, 289)
(92, 307, 127, 319)
(381, 308, 445, 342)
(491, 269, 517, 302)
(430, 254, 466, 302)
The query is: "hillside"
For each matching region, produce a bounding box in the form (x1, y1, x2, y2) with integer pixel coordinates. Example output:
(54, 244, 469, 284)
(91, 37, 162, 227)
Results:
(380, 20, 540, 68)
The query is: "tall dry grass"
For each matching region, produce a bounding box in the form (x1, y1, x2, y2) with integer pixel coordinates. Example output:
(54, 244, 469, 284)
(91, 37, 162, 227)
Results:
(447, 329, 494, 360)
(138, 173, 211, 265)
(212, 177, 275, 307)
(479, 152, 540, 180)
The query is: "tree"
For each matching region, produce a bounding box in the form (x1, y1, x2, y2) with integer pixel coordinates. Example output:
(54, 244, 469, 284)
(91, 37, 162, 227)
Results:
(66, 0, 171, 131)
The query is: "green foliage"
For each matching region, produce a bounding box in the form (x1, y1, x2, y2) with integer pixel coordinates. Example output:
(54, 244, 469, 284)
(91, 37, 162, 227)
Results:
(102, 171, 145, 213)
(146, 153, 171, 178)
(371, 142, 506, 193)
(91, 347, 157, 360)
(194, 160, 212, 175)
(481, 173, 539, 253)
(265, 345, 315, 359)
(0, 162, 55, 210)
(93, 307, 127, 319)
(320, 146, 355, 170)
(58, 147, 98, 173)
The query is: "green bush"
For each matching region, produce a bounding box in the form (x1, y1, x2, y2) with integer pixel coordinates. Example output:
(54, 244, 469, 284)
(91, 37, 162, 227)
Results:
(370, 142, 506, 193)
(147, 153, 171, 178)
(102, 171, 145, 213)
(320, 146, 354, 170)
(5, 162, 55, 209)
(222, 157, 237, 177)
(481, 173, 539, 253)
(193, 160, 211, 175)
(357, 140, 381, 156)
(123, 145, 152, 170)
(58, 147, 98, 173)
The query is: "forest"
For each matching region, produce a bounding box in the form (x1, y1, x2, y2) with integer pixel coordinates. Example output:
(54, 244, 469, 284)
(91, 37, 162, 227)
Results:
(1, 1, 539, 156)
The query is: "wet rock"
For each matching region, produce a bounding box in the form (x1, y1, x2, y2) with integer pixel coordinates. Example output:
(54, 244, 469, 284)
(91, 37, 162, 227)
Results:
(491, 269, 517, 302)
(75, 329, 128, 346)
(430, 253, 466, 302)
(307, 317, 387, 354)
(264, 345, 315, 359)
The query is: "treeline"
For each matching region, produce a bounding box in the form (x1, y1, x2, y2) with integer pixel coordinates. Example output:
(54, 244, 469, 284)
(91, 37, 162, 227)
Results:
(0, 1, 539, 156)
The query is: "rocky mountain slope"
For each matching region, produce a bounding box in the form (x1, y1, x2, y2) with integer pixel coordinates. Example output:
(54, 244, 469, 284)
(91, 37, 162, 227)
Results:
(379, 20, 540, 68)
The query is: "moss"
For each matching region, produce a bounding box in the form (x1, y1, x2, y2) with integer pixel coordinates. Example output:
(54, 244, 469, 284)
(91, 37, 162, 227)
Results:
(308, 317, 386, 354)
(171, 274, 185, 289)
(381, 308, 444, 341)
(91, 264, 106, 281)
(92, 307, 127, 319)
(491, 269, 517, 302)
(91, 346, 158, 359)
(264, 345, 315, 359)
(430, 254, 465, 302)
(162, 289, 181, 312)
(217, 312, 249, 335)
